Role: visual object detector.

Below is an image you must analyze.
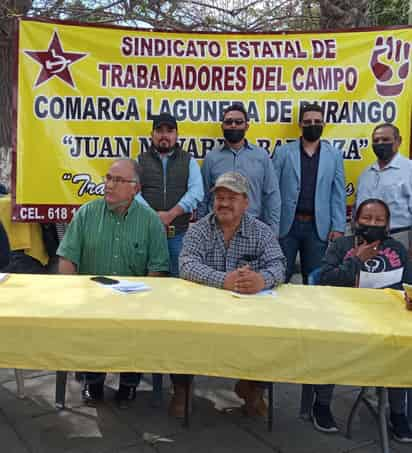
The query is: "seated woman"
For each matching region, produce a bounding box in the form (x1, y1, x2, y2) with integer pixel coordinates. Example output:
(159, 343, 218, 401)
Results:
(317, 198, 412, 443)
(0, 221, 10, 270)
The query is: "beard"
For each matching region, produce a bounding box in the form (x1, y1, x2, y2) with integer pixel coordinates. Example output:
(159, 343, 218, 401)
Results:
(155, 139, 172, 154)
(157, 145, 170, 154)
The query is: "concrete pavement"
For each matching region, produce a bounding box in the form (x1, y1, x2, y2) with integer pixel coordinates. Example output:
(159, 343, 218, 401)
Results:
(0, 370, 411, 453)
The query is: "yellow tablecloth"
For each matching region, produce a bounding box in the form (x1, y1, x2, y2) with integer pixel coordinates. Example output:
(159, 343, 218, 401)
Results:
(0, 196, 48, 265)
(0, 274, 411, 387)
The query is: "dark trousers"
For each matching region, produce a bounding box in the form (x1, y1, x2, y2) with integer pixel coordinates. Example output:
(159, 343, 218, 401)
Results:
(170, 374, 193, 386)
(84, 372, 141, 387)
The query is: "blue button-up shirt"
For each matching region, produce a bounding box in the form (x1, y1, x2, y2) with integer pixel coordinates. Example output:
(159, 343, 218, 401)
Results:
(198, 141, 281, 235)
(356, 153, 412, 229)
(136, 152, 204, 213)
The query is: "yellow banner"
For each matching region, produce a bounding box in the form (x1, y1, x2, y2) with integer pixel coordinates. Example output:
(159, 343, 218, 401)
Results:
(14, 18, 412, 222)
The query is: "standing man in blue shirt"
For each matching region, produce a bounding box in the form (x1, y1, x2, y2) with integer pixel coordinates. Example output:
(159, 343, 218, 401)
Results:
(198, 104, 281, 236)
(356, 123, 412, 250)
(138, 113, 204, 277)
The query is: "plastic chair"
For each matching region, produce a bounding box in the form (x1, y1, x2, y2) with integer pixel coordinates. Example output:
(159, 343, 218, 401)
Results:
(299, 267, 321, 419)
(346, 387, 390, 453)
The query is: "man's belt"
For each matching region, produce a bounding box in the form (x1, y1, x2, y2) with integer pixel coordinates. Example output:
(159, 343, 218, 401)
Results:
(295, 213, 314, 221)
(167, 225, 176, 238)
(166, 224, 189, 238)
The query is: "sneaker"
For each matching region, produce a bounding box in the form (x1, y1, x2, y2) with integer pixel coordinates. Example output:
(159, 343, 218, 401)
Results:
(116, 384, 136, 409)
(390, 412, 412, 443)
(81, 383, 104, 404)
(312, 403, 338, 433)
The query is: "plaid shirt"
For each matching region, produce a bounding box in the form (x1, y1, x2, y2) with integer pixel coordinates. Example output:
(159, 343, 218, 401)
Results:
(179, 213, 286, 289)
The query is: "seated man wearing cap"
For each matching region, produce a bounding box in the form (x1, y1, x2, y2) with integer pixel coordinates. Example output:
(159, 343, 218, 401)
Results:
(173, 172, 286, 418)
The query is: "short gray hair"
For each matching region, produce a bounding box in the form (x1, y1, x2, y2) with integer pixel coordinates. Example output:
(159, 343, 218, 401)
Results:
(113, 158, 141, 184)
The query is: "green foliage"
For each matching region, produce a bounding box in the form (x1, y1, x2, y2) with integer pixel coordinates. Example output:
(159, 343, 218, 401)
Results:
(369, 0, 410, 26)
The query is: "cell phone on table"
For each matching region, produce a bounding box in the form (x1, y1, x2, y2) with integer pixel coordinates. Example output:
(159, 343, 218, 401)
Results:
(91, 276, 119, 285)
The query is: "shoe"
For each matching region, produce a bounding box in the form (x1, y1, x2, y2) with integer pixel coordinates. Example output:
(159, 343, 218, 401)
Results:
(169, 381, 192, 419)
(234, 380, 250, 400)
(312, 403, 338, 433)
(81, 383, 104, 404)
(235, 380, 268, 417)
(390, 412, 412, 443)
(116, 384, 136, 409)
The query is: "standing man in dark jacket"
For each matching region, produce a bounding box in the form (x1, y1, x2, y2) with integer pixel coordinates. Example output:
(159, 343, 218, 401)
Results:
(138, 113, 204, 277)
(137, 114, 204, 411)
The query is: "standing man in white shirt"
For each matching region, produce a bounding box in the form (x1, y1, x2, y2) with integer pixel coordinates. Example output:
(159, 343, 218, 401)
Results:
(356, 123, 412, 250)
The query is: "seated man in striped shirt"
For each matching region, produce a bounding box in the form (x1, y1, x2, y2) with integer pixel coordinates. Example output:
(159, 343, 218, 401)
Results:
(175, 172, 286, 418)
(57, 159, 169, 408)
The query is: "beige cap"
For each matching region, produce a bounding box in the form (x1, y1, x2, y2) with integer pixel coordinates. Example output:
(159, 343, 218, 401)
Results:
(212, 172, 249, 195)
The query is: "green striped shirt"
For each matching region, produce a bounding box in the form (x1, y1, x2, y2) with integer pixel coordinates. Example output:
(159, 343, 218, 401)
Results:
(57, 199, 169, 276)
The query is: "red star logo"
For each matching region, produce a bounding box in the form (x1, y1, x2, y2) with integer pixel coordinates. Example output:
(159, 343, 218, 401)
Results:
(24, 31, 88, 88)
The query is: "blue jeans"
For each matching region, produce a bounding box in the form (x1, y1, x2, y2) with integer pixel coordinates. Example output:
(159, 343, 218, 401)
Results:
(279, 219, 328, 283)
(168, 232, 185, 277)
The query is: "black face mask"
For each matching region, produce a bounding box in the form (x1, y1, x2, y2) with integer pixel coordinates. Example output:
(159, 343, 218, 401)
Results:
(302, 125, 323, 142)
(372, 143, 394, 162)
(355, 223, 387, 244)
(224, 129, 245, 144)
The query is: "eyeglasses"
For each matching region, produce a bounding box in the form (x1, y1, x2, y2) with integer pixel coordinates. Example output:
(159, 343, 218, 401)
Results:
(103, 174, 137, 185)
(223, 118, 246, 126)
(301, 119, 323, 126)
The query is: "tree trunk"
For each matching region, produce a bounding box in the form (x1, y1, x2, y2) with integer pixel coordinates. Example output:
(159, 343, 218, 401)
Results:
(0, 1, 31, 190)
(319, 0, 370, 29)
(0, 2, 31, 147)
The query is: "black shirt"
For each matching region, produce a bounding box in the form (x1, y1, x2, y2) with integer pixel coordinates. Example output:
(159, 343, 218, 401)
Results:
(296, 139, 320, 215)
(320, 235, 412, 290)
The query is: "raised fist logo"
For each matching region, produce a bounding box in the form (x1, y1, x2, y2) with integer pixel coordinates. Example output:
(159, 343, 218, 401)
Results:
(370, 36, 411, 96)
